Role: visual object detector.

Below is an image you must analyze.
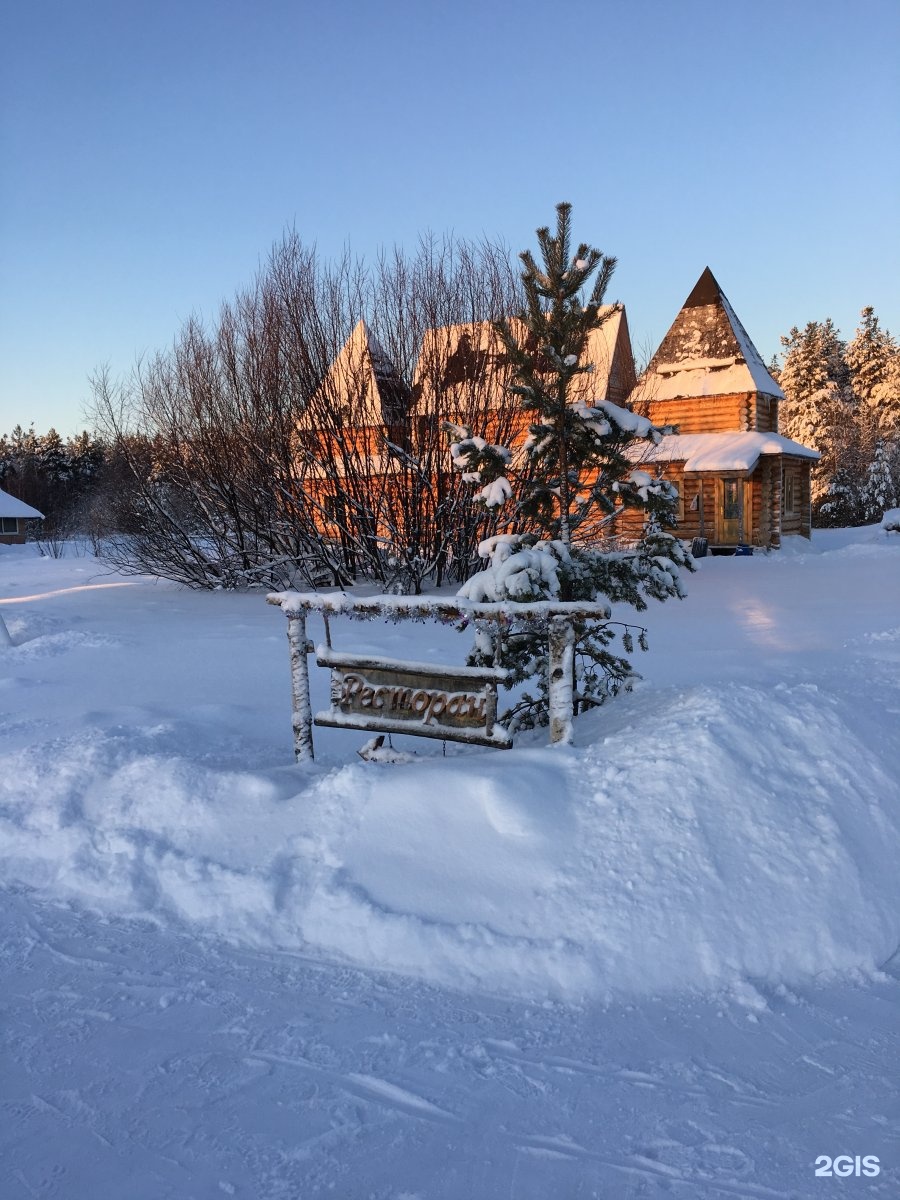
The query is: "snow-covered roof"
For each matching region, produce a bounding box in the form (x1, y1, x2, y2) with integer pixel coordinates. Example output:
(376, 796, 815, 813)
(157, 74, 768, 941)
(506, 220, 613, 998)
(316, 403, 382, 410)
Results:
(301, 320, 409, 429)
(638, 268, 784, 402)
(637, 432, 820, 473)
(577, 306, 637, 405)
(410, 318, 527, 415)
(411, 307, 636, 414)
(0, 488, 43, 519)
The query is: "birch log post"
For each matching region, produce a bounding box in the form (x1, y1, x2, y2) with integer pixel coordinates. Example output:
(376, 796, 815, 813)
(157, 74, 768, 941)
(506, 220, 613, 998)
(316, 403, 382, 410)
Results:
(548, 614, 575, 745)
(286, 612, 314, 762)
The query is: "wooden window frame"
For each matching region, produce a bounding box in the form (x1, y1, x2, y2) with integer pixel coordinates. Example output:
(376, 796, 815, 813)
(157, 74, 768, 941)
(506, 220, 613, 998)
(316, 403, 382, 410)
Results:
(782, 470, 798, 517)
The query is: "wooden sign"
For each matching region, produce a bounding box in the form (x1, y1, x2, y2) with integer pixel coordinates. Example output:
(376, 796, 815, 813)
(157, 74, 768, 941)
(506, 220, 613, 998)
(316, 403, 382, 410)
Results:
(267, 592, 617, 760)
(314, 647, 512, 749)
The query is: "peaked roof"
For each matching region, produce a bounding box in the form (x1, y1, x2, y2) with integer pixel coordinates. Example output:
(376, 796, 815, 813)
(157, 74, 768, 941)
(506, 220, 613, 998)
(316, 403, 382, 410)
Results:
(581, 305, 637, 404)
(410, 306, 637, 414)
(0, 488, 43, 520)
(683, 265, 722, 308)
(640, 268, 784, 402)
(410, 317, 529, 415)
(303, 319, 409, 428)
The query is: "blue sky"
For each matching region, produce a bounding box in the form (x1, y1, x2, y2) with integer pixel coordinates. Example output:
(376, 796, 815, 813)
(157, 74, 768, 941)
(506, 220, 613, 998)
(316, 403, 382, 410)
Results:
(2, 0, 898, 437)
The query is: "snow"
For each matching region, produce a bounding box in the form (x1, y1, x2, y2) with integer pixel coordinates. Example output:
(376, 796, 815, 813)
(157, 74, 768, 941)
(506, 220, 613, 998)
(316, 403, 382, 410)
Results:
(596, 397, 655, 437)
(656, 355, 739, 375)
(719, 290, 786, 399)
(4, 535, 899, 1000)
(457, 538, 564, 602)
(2, 531, 900, 1195)
(0, 485, 44, 519)
(474, 475, 512, 508)
(645, 289, 784, 402)
(881, 506, 900, 531)
(637, 430, 821, 472)
(316, 645, 507, 681)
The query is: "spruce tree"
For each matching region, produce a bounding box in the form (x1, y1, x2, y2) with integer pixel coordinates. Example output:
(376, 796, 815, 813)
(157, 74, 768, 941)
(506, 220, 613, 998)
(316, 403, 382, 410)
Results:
(447, 203, 691, 733)
(818, 466, 864, 527)
(846, 307, 895, 408)
(846, 306, 900, 452)
(871, 354, 900, 445)
(860, 439, 898, 521)
(778, 319, 854, 506)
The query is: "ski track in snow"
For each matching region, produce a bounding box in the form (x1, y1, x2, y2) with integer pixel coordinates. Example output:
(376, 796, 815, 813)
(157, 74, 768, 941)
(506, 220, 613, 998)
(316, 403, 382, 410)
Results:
(3, 887, 899, 1199)
(2, 530, 900, 1196)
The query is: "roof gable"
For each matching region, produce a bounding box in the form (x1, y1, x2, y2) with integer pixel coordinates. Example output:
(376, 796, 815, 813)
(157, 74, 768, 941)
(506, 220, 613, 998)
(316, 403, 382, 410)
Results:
(640, 268, 783, 402)
(0, 488, 43, 520)
(410, 306, 636, 414)
(410, 317, 529, 415)
(302, 320, 409, 429)
(579, 305, 637, 405)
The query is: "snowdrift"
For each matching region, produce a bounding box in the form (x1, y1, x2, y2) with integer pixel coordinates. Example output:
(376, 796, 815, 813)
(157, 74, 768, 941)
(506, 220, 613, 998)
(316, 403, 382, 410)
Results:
(2, 531, 900, 1003)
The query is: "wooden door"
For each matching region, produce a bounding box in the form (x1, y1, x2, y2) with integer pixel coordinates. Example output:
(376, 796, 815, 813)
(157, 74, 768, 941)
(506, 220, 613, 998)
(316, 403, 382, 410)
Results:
(715, 477, 751, 544)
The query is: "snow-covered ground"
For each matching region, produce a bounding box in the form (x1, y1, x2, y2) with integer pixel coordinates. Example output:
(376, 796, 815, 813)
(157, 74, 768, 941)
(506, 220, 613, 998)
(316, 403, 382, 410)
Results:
(2, 526, 899, 1198)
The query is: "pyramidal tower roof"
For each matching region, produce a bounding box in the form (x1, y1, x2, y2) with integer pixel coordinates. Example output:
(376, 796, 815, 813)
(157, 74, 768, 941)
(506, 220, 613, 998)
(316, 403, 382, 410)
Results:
(642, 268, 783, 401)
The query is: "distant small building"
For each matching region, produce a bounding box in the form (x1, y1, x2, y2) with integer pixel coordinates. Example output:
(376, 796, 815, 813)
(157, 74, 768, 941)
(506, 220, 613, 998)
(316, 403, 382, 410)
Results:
(628, 268, 819, 548)
(0, 488, 43, 544)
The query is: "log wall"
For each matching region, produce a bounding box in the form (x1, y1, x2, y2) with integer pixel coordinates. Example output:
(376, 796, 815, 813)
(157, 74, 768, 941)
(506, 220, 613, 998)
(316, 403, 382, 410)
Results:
(646, 391, 779, 434)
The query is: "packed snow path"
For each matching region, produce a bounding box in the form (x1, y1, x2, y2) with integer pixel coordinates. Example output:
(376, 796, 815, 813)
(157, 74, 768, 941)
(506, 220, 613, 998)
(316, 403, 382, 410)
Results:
(3, 887, 898, 1199)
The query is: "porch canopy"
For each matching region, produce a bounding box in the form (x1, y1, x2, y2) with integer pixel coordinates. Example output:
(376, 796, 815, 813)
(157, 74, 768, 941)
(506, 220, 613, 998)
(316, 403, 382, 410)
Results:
(636, 431, 819, 473)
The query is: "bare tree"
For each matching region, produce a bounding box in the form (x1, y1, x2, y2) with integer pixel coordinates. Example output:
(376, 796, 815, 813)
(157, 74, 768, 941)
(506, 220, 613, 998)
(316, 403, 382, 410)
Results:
(88, 230, 522, 591)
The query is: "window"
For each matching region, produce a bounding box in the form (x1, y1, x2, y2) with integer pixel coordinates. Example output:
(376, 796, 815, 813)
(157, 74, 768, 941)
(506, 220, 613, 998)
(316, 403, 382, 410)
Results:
(782, 471, 798, 516)
(722, 479, 741, 520)
(669, 481, 685, 523)
(0, 518, 18, 534)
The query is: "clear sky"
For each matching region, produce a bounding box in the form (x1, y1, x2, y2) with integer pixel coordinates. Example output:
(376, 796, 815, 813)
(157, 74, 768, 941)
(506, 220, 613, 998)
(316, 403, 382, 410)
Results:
(2, 0, 898, 437)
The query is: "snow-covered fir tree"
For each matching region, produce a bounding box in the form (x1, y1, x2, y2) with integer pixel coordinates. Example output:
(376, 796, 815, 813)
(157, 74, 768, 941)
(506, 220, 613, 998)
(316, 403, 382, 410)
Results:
(817, 465, 864, 527)
(37, 428, 73, 486)
(846, 307, 899, 441)
(778, 319, 854, 506)
(871, 353, 900, 446)
(860, 439, 898, 522)
(447, 203, 691, 734)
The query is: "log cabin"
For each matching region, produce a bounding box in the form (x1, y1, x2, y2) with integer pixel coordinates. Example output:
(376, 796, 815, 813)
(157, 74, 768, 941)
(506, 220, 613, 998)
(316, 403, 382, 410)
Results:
(624, 268, 819, 550)
(301, 273, 818, 555)
(0, 487, 43, 544)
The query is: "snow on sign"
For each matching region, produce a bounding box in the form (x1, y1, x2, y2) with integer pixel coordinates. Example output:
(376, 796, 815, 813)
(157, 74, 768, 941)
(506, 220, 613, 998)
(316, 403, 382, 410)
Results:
(315, 647, 512, 749)
(266, 591, 612, 759)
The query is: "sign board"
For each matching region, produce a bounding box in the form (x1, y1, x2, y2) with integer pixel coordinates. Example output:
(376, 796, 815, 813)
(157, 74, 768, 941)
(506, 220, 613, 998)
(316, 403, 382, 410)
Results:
(267, 592, 618, 760)
(314, 648, 512, 749)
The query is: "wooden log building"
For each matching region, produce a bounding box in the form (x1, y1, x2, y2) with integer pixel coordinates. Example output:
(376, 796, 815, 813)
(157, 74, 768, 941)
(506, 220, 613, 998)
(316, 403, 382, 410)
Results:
(304, 269, 818, 553)
(622, 267, 818, 550)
